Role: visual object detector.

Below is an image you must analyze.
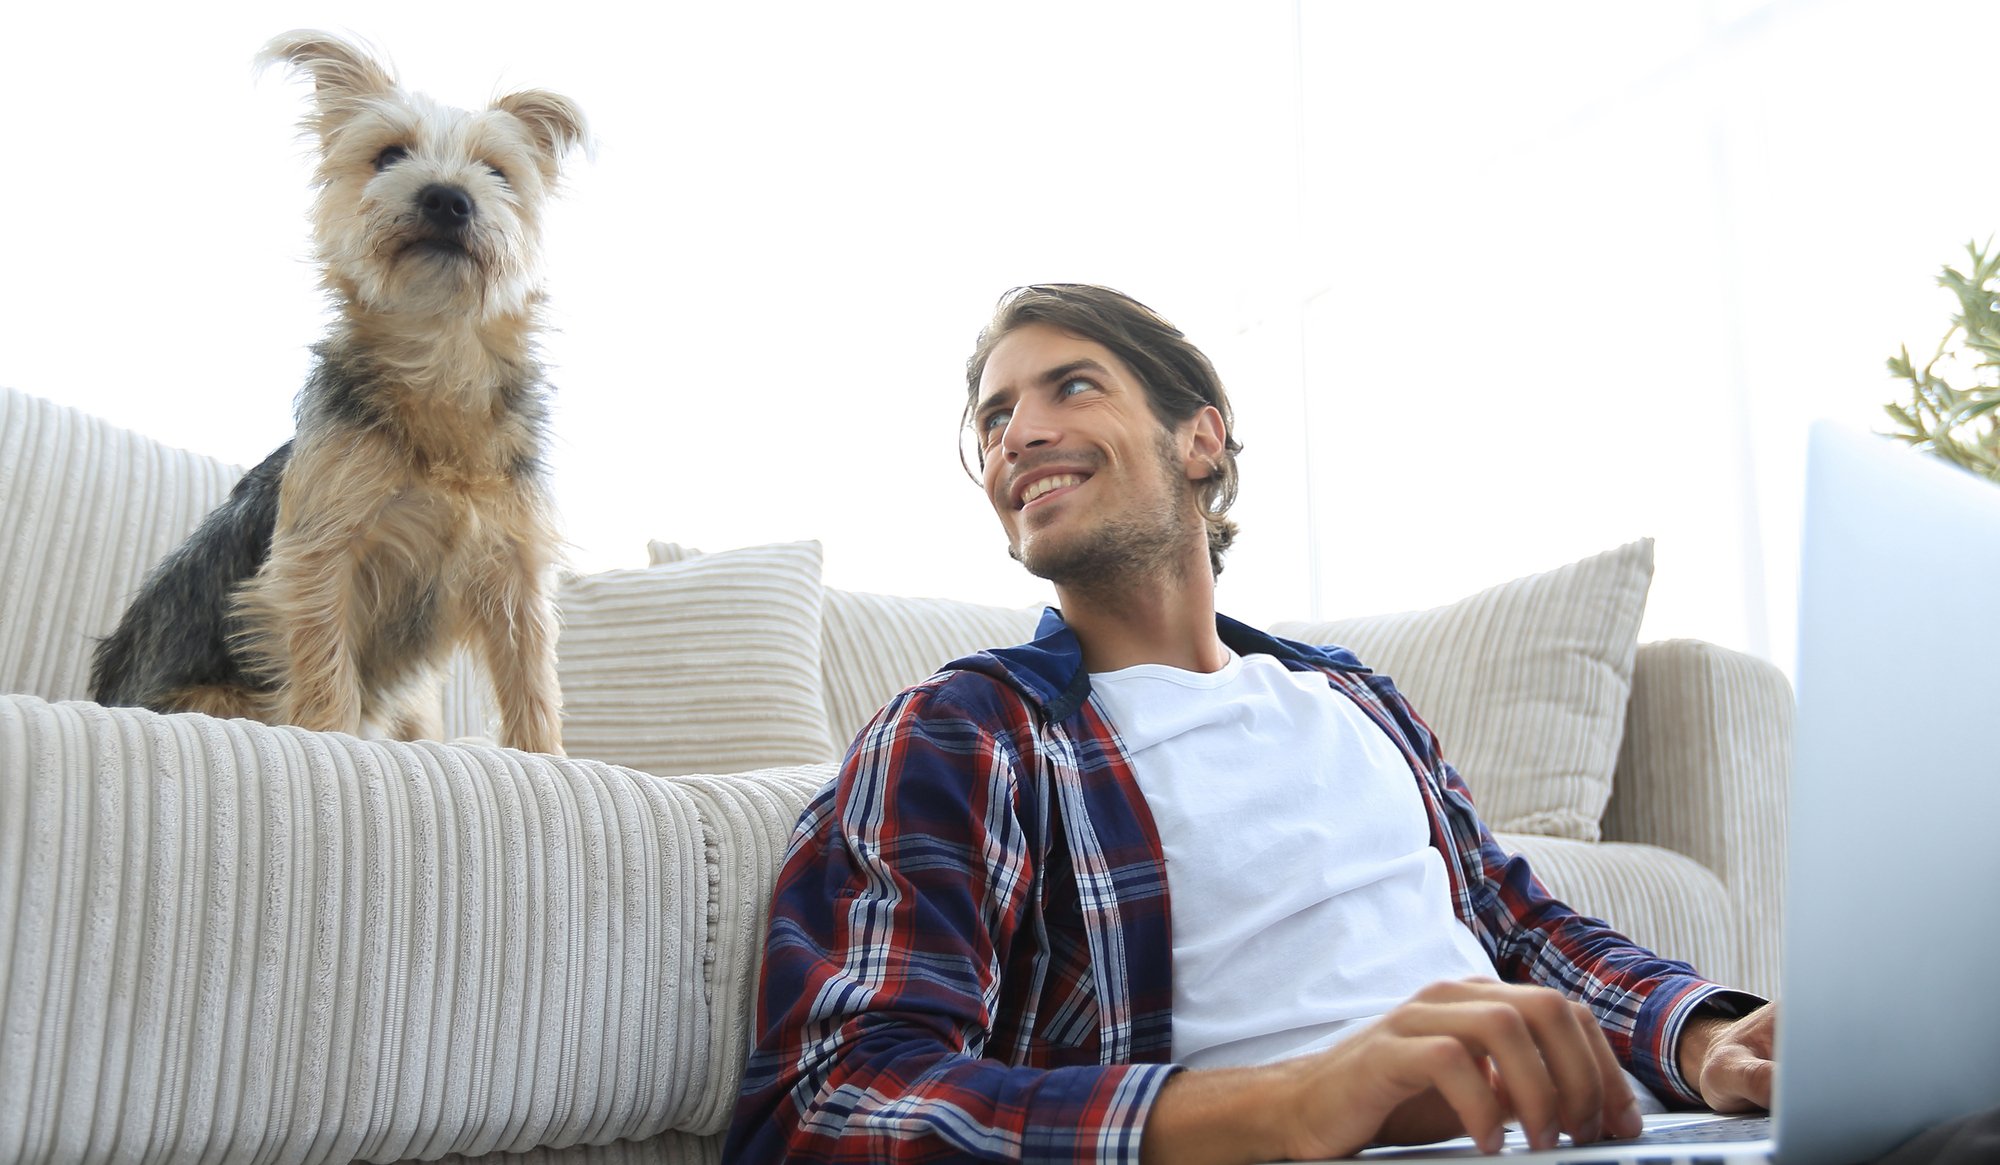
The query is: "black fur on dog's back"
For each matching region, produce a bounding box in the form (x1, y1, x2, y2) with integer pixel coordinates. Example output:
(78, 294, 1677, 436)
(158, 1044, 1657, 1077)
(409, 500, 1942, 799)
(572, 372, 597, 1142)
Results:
(88, 441, 293, 708)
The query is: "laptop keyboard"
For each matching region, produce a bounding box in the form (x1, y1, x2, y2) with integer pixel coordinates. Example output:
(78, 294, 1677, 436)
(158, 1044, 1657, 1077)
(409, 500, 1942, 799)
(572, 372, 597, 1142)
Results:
(1623, 1114, 1772, 1146)
(1355, 1113, 1774, 1160)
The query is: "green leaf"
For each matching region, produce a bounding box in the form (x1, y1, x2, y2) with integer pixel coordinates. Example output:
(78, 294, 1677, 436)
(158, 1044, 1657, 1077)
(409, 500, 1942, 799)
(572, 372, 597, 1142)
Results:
(1951, 396, 2000, 424)
(1879, 238, 2000, 485)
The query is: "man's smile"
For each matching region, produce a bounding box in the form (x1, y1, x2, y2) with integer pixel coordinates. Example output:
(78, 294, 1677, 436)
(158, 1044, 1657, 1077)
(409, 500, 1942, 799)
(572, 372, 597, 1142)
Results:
(1019, 472, 1088, 509)
(1008, 464, 1095, 510)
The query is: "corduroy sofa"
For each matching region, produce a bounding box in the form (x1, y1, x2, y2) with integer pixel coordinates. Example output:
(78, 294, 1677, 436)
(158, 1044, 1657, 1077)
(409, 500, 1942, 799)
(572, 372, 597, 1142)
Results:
(0, 384, 1792, 1164)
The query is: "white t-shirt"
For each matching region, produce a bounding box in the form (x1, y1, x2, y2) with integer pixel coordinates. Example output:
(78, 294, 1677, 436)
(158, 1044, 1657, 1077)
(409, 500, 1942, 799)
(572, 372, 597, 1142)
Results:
(1087, 649, 1497, 1069)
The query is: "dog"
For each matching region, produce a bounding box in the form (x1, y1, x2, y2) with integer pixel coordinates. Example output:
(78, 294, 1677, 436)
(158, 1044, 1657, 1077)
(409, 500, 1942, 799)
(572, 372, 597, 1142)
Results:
(88, 31, 587, 754)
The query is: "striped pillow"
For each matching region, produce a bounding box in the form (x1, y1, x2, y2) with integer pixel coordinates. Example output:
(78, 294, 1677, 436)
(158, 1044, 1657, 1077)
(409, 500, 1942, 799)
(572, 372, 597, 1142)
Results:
(557, 541, 836, 775)
(1272, 540, 1654, 841)
(816, 590, 1046, 754)
(647, 542, 1046, 756)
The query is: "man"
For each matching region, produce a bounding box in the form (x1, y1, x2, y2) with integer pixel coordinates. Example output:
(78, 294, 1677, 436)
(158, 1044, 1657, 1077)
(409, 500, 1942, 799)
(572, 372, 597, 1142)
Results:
(725, 285, 1777, 1163)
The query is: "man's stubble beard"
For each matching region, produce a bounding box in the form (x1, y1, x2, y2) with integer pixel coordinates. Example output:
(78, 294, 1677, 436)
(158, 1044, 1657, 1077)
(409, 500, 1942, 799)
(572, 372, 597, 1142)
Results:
(1011, 434, 1196, 604)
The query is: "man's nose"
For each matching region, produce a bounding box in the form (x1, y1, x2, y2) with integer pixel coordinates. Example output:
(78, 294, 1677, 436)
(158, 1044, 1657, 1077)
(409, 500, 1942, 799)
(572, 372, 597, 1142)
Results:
(1001, 398, 1060, 459)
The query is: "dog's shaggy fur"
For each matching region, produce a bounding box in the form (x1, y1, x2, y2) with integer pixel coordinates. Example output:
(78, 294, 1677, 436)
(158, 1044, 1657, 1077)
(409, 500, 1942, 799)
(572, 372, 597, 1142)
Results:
(89, 31, 587, 754)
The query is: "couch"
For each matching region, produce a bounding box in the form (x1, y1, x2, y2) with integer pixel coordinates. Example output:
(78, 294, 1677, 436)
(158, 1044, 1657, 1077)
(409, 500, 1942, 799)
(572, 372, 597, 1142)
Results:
(0, 384, 1792, 1164)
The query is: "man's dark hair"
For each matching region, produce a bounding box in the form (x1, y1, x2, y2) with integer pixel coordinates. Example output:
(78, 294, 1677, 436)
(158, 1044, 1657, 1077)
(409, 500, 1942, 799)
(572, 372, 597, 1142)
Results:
(962, 283, 1243, 577)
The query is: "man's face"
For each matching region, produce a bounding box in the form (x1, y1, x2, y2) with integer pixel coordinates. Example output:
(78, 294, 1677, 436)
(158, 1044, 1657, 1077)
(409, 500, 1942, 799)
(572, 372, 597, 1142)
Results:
(971, 322, 1206, 590)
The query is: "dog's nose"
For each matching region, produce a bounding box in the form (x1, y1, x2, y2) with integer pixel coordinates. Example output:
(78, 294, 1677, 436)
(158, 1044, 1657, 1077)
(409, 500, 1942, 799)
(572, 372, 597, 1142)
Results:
(418, 184, 474, 230)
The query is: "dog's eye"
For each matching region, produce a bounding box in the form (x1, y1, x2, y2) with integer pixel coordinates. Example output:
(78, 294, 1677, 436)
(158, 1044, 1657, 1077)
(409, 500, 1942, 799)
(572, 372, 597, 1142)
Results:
(486, 163, 508, 184)
(373, 145, 410, 172)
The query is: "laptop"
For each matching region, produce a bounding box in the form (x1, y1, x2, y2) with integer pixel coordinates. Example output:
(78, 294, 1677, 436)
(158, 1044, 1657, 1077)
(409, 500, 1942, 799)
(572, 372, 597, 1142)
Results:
(1340, 423, 2000, 1163)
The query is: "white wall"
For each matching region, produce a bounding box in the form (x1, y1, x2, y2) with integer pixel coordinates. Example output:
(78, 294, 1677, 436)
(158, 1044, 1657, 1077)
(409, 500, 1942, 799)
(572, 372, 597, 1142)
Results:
(0, 1, 1307, 618)
(4, 1, 1993, 667)
(1287, 0, 2000, 670)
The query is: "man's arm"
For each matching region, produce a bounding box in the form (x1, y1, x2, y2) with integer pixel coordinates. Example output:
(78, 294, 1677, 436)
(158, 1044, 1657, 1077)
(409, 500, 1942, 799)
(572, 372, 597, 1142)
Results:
(723, 679, 1178, 1165)
(1352, 668, 1767, 1107)
(1441, 765, 1769, 1106)
(1139, 980, 1647, 1162)
(1133, 961, 1781, 1163)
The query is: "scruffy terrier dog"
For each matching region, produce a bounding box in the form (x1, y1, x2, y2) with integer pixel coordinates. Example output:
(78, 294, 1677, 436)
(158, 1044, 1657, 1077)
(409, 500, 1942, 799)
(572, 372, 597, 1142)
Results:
(89, 31, 586, 754)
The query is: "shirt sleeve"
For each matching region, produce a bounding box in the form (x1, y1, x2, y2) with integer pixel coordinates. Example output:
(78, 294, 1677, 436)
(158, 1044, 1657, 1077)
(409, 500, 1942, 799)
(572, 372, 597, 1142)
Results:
(1365, 672, 1766, 1107)
(722, 680, 1179, 1164)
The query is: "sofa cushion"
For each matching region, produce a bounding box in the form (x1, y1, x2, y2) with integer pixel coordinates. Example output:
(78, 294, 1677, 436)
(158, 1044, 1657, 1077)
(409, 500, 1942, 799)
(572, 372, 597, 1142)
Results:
(559, 542, 836, 775)
(1271, 540, 1653, 841)
(648, 541, 1046, 755)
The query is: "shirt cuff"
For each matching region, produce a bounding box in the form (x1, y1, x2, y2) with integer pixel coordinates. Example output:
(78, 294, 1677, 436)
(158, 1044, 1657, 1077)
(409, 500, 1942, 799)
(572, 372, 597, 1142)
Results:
(1653, 983, 1769, 1106)
(1023, 1062, 1184, 1165)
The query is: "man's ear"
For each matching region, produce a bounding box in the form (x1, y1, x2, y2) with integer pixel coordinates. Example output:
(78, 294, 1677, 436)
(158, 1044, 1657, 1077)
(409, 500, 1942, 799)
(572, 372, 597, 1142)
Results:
(1181, 405, 1227, 480)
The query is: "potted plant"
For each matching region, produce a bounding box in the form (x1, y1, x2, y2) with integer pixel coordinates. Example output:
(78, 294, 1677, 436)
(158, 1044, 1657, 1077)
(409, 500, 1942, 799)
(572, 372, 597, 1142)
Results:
(1885, 238, 2000, 482)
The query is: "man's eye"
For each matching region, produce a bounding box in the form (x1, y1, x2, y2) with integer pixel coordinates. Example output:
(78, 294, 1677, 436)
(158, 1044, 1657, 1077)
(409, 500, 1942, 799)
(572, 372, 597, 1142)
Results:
(1058, 377, 1093, 397)
(981, 410, 1011, 441)
(374, 145, 410, 171)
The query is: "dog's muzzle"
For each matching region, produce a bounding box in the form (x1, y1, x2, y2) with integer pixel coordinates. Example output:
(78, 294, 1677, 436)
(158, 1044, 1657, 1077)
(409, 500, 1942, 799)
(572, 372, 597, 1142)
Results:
(418, 183, 474, 234)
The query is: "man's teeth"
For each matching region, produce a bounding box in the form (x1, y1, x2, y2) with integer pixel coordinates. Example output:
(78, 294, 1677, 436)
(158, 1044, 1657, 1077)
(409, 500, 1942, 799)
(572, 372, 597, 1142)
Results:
(1022, 474, 1085, 505)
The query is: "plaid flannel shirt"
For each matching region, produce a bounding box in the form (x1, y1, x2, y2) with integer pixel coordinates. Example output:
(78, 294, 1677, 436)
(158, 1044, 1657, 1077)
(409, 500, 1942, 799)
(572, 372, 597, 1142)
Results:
(725, 610, 1753, 1164)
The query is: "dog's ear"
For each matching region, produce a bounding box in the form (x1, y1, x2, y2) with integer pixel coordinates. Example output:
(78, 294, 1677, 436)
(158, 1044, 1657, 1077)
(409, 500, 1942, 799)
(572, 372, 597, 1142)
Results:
(493, 89, 592, 179)
(257, 31, 398, 139)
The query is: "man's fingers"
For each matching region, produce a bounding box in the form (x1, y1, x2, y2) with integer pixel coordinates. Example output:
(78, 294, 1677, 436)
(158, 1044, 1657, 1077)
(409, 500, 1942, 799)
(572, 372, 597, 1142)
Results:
(1738, 1003, 1780, 1059)
(1691, 1005, 1779, 1113)
(1516, 996, 1610, 1145)
(1399, 1037, 1510, 1156)
(1739, 1057, 1776, 1110)
(1394, 999, 1560, 1149)
(1391, 983, 1632, 1151)
(1710, 1048, 1776, 1112)
(1488, 993, 1628, 1146)
(1323, 1036, 1507, 1155)
(1572, 1001, 1642, 1140)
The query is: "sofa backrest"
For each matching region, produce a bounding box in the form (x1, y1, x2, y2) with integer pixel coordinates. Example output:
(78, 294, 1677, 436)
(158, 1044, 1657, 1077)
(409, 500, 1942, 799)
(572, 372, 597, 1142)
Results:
(4, 388, 1665, 854)
(608, 535, 1656, 836)
(0, 386, 241, 701)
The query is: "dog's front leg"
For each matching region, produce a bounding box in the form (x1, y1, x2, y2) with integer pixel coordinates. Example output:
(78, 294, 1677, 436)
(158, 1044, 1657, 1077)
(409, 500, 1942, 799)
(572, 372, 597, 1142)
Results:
(470, 556, 564, 756)
(247, 528, 369, 735)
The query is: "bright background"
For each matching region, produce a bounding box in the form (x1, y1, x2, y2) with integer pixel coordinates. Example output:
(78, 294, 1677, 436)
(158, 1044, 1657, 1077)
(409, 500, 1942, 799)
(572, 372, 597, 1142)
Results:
(5, 1, 1994, 674)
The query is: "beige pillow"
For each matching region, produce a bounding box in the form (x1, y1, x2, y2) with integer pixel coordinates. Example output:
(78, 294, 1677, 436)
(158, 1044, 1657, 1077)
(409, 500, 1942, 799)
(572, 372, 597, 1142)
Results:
(648, 541, 1046, 754)
(1270, 540, 1654, 841)
(559, 541, 836, 775)
(818, 590, 1047, 753)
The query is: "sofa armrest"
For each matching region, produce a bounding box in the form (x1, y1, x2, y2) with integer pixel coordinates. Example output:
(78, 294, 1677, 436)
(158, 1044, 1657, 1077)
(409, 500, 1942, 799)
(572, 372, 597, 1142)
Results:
(0, 694, 823, 1165)
(1602, 639, 1792, 998)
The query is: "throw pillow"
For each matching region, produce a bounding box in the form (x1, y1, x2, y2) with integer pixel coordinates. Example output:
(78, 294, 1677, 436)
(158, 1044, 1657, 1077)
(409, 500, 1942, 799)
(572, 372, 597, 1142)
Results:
(1270, 539, 1654, 841)
(560, 541, 836, 775)
(648, 540, 1046, 754)
(817, 590, 1047, 753)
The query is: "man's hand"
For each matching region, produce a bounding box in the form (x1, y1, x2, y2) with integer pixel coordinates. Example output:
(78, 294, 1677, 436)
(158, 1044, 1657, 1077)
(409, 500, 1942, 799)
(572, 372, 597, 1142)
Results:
(1677, 1002, 1777, 1113)
(1141, 979, 1643, 1164)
